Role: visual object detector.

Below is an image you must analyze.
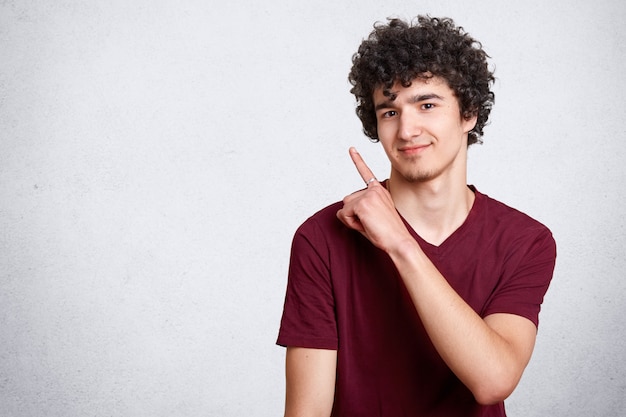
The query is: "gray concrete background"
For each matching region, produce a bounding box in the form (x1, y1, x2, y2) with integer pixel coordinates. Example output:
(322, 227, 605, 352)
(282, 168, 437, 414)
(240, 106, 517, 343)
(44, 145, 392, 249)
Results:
(1, 1, 625, 415)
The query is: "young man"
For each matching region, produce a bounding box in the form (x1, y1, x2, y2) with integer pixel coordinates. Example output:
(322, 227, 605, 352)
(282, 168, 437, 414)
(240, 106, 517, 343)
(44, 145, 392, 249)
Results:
(277, 16, 556, 417)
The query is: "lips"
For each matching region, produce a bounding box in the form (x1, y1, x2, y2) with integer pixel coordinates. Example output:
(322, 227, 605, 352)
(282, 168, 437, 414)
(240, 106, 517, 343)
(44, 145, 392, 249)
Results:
(398, 144, 430, 155)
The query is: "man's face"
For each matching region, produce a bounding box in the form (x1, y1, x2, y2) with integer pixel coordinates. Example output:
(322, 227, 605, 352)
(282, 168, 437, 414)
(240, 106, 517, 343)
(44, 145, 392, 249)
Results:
(373, 76, 477, 183)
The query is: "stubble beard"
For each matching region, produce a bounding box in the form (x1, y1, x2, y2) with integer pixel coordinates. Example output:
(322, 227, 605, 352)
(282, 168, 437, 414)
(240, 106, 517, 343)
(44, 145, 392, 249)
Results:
(402, 169, 439, 183)
(394, 157, 442, 183)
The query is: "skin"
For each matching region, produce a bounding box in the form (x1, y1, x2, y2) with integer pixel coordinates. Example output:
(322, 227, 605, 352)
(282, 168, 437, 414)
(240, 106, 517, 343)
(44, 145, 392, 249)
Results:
(284, 77, 537, 416)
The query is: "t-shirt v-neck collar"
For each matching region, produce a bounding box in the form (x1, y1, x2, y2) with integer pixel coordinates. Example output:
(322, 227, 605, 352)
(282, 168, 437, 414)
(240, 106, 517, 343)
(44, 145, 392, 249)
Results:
(385, 181, 481, 256)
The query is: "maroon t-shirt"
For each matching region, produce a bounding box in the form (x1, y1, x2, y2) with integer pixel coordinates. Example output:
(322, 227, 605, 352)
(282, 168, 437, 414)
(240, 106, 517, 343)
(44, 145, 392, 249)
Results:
(277, 186, 556, 417)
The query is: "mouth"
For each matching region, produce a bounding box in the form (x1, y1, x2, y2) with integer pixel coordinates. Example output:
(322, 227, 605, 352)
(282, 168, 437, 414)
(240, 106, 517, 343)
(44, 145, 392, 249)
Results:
(398, 144, 430, 155)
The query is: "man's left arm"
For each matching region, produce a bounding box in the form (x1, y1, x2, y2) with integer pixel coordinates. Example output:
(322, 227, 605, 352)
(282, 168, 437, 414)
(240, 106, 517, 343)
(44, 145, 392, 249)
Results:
(388, 241, 538, 405)
(336, 148, 546, 405)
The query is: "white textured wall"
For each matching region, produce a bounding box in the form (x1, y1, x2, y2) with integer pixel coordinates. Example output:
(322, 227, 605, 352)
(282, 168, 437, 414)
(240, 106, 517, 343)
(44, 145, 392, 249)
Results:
(1, 1, 624, 416)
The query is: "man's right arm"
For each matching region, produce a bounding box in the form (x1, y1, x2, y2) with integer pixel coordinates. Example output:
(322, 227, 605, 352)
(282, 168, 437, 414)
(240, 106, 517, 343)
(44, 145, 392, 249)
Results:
(284, 347, 337, 417)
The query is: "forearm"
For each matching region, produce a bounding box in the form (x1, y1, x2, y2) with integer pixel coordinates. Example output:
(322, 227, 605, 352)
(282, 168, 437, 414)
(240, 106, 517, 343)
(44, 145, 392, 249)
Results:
(388, 239, 535, 404)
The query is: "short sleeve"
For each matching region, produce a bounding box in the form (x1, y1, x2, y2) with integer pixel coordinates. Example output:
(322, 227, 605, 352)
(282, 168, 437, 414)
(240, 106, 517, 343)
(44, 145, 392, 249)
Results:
(276, 218, 338, 349)
(483, 226, 556, 327)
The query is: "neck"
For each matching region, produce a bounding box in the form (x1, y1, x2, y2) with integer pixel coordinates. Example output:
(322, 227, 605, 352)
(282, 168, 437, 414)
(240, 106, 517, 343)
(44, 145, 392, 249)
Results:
(388, 171, 475, 246)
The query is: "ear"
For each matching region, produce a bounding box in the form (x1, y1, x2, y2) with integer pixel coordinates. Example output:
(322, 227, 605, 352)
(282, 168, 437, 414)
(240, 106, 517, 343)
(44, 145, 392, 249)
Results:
(462, 113, 478, 133)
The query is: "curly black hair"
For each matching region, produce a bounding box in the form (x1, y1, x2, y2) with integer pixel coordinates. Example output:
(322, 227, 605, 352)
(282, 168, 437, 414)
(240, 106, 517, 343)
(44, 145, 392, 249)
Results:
(348, 16, 495, 146)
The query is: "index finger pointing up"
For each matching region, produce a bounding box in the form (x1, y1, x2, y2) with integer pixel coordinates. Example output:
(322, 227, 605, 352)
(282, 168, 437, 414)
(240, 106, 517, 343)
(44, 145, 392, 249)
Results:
(349, 147, 378, 186)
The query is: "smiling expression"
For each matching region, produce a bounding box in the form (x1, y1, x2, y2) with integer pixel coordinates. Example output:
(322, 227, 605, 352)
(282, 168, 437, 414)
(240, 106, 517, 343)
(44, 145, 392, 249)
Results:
(373, 76, 477, 184)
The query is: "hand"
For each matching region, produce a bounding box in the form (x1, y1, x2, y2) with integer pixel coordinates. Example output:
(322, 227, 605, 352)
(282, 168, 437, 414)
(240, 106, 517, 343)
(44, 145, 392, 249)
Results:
(336, 147, 411, 252)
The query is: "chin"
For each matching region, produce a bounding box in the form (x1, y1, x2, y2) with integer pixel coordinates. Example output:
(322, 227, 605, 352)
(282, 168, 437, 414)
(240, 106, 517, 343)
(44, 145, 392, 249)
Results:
(402, 171, 437, 183)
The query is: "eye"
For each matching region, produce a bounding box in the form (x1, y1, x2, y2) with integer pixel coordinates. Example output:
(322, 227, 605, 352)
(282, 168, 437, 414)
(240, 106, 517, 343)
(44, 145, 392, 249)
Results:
(421, 103, 435, 110)
(381, 110, 397, 118)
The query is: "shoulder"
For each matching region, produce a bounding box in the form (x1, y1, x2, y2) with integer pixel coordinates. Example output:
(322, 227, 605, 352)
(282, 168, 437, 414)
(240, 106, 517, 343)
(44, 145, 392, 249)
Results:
(294, 201, 345, 238)
(474, 188, 552, 232)
(473, 187, 556, 256)
(291, 199, 370, 260)
(289, 201, 349, 253)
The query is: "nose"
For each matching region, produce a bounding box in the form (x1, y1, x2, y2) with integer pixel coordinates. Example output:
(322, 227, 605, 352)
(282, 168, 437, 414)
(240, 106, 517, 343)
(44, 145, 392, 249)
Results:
(397, 110, 422, 141)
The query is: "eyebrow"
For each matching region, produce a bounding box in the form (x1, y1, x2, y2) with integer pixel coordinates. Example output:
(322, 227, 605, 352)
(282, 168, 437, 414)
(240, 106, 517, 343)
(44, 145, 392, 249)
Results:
(374, 93, 445, 111)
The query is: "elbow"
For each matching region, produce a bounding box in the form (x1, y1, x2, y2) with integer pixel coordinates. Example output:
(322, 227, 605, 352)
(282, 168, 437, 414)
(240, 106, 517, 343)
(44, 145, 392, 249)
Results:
(473, 385, 514, 406)
(470, 369, 523, 405)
